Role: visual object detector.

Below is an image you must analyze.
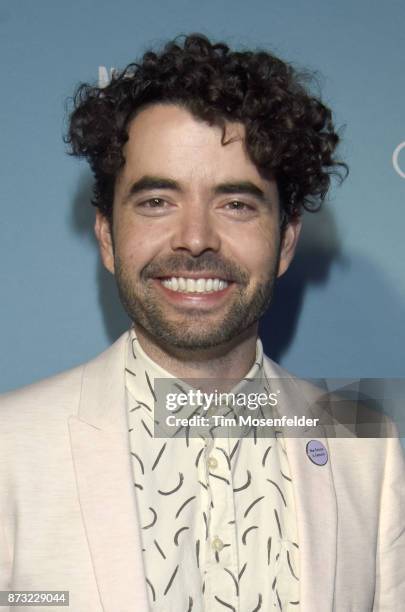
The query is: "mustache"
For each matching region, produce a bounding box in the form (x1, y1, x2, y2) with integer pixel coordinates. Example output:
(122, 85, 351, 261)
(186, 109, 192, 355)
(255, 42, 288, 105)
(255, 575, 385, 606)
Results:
(142, 253, 249, 284)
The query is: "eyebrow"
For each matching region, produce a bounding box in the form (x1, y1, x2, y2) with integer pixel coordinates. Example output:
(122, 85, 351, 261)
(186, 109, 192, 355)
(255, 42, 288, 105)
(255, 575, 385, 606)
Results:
(213, 181, 266, 201)
(124, 176, 181, 201)
(124, 175, 267, 203)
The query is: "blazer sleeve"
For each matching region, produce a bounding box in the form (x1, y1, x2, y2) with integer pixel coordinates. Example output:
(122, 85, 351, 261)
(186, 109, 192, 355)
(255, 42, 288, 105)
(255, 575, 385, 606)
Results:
(373, 435, 405, 610)
(0, 516, 11, 612)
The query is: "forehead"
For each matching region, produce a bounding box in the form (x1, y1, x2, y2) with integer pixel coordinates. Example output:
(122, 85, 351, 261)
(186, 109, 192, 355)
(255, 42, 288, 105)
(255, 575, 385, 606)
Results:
(120, 103, 267, 188)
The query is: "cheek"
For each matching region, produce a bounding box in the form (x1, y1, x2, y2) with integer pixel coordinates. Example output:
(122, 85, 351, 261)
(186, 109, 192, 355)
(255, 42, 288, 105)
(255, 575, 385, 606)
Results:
(114, 219, 164, 268)
(227, 224, 280, 281)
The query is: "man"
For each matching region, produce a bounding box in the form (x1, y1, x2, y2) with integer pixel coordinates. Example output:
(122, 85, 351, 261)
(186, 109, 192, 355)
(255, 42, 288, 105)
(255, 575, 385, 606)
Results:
(0, 34, 404, 612)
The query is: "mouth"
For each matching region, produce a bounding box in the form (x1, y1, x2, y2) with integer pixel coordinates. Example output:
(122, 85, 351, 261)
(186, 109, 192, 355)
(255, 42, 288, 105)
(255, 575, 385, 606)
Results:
(157, 275, 232, 294)
(150, 274, 237, 307)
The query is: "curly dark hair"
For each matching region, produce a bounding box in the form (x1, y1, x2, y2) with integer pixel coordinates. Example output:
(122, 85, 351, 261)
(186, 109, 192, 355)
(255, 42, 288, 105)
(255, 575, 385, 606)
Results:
(66, 34, 347, 222)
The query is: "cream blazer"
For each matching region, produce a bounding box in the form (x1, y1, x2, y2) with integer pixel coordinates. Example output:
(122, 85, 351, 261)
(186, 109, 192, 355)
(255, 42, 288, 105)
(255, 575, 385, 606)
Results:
(0, 332, 404, 611)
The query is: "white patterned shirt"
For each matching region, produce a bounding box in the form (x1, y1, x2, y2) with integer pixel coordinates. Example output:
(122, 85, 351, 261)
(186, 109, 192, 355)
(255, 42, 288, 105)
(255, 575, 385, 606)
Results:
(125, 329, 300, 611)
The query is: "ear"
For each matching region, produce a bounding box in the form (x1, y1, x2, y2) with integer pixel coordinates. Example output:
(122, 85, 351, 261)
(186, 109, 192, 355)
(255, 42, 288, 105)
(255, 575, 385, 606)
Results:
(94, 209, 115, 274)
(277, 218, 302, 278)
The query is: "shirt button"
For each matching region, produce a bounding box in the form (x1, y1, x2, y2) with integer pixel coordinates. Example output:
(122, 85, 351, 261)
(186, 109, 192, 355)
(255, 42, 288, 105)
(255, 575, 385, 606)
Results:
(212, 536, 224, 551)
(207, 456, 218, 469)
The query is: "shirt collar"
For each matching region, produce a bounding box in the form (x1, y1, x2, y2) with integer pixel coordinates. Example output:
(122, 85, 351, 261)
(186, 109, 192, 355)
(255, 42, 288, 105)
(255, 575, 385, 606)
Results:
(125, 327, 267, 438)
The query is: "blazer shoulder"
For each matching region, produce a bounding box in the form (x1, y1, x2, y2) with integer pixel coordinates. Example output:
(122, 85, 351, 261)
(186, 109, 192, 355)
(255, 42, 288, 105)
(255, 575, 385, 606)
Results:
(0, 364, 85, 426)
(262, 354, 399, 438)
(0, 331, 130, 429)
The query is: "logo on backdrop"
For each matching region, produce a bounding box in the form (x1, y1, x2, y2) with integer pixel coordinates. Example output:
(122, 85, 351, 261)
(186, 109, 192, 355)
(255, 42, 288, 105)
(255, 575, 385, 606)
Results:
(393, 142, 405, 179)
(98, 66, 115, 88)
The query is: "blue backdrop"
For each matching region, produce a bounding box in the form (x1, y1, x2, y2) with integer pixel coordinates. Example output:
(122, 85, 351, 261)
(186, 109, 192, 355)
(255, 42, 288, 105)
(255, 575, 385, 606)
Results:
(1, 0, 404, 392)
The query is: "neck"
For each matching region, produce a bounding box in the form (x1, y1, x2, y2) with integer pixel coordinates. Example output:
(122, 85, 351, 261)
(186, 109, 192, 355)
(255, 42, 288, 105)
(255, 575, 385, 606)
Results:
(133, 322, 259, 383)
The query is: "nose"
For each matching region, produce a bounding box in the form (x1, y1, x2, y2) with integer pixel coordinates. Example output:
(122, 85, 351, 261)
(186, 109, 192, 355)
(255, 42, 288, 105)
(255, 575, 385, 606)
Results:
(169, 200, 221, 256)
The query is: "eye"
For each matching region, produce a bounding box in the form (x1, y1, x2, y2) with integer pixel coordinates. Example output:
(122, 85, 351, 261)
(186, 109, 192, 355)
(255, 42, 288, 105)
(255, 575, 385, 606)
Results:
(139, 198, 166, 208)
(224, 200, 255, 212)
(135, 197, 173, 216)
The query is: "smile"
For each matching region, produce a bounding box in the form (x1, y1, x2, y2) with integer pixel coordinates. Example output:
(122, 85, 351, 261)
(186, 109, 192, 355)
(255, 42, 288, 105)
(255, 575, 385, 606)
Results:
(159, 276, 230, 294)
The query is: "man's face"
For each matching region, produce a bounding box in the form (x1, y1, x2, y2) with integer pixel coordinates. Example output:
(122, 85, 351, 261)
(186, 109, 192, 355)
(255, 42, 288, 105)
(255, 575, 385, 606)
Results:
(96, 104, 300, 350)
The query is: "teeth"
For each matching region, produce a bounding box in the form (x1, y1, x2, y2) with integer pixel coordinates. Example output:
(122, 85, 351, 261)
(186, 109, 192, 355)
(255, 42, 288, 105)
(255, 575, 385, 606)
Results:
(196, 279, 205, 293)
(160, 277, 230, 293)
(186, 278, 196, 292)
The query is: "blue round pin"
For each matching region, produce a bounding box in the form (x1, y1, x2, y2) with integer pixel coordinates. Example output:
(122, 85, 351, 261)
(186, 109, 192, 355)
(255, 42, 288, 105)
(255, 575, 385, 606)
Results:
(306, 439, 328, 466)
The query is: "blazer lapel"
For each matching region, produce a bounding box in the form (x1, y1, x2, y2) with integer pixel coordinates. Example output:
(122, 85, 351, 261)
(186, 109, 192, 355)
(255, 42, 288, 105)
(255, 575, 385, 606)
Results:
(263, 357, 338, 612)
(284, 435, 337, 612)
(68, 332, 149, 612)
